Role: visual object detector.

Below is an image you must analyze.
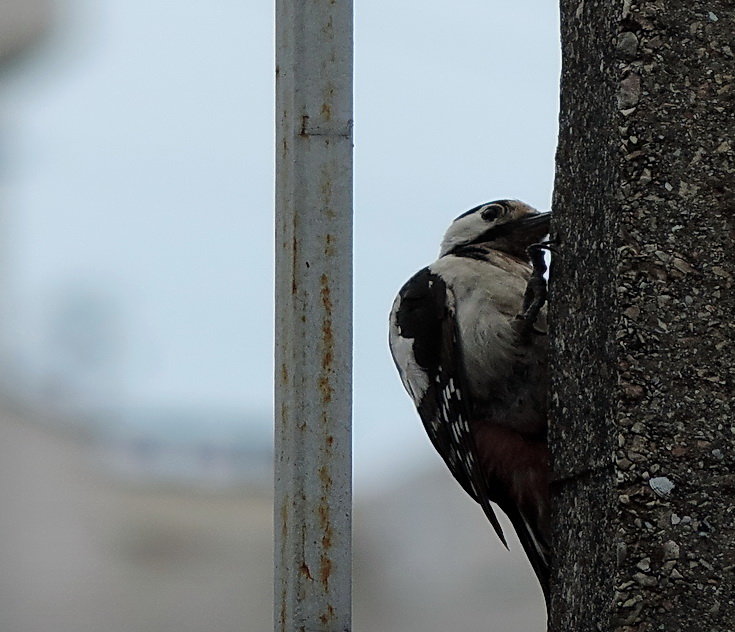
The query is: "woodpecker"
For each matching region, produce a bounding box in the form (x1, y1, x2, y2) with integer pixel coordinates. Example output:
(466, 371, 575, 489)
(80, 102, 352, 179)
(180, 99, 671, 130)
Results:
(388, 199, 552, 603)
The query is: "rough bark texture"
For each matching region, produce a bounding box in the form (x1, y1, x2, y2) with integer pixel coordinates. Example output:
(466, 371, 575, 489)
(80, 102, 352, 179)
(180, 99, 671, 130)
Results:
(549, 1, 735, 630)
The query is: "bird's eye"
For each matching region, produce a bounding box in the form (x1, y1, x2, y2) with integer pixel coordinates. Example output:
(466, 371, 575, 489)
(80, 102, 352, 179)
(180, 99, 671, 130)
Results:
(481, 204, 503, 221)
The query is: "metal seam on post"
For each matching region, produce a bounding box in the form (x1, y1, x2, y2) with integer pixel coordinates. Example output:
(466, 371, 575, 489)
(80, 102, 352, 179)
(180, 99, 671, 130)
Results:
(274, 1, 353, 631)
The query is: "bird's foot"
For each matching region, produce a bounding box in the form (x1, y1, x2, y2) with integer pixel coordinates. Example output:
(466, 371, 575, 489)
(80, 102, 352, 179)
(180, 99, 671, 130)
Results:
(530, 239, 559, 255)
(513, 241, 553, 339)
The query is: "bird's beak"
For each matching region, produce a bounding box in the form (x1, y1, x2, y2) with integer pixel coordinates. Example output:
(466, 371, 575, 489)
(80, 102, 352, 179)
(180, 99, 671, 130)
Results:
(516, 211, 551, 231)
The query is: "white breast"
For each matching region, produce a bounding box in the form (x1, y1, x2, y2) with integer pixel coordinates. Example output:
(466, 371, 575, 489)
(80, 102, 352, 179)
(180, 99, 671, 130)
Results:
(428, 254, 532, 397)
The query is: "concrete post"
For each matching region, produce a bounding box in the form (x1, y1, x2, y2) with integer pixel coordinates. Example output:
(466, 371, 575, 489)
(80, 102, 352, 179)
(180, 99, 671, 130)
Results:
(550, 1, 735, 629)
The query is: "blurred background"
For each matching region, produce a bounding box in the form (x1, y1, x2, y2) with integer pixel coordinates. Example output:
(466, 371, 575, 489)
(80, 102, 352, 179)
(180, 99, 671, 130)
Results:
(0, 1, 559, 630)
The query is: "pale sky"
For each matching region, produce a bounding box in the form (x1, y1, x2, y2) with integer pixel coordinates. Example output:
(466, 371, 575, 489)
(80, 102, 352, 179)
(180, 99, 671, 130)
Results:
(1, 0, 560, 487)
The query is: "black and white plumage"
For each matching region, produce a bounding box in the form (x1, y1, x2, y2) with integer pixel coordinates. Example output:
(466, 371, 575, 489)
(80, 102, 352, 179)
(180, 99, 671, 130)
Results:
(389, 199, 552, 604)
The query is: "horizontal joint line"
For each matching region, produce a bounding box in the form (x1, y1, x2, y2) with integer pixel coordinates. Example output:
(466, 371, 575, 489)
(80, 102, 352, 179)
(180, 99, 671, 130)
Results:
(300, 116, 353, 139)
(552, 462, 614, 485)
(299, 130, 352, 139)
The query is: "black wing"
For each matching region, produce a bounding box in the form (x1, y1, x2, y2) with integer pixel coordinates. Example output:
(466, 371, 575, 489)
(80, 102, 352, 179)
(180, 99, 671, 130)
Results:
(390, 267, 507, 546)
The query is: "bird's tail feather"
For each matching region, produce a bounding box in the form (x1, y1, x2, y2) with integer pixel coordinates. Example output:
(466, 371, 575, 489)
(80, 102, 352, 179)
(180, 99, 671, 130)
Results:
(505, 505, 550, 606)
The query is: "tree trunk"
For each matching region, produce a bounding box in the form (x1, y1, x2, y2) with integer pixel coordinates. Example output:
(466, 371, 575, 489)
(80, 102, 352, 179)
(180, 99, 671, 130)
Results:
(549, 1, 735, 630)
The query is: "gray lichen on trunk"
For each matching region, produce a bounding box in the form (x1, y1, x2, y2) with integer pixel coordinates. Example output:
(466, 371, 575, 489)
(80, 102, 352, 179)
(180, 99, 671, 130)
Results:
(549, 1, 735, 630)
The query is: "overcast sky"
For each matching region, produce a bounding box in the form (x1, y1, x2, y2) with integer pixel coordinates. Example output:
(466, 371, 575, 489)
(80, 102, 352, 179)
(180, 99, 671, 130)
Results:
(1, 0, 560, 487)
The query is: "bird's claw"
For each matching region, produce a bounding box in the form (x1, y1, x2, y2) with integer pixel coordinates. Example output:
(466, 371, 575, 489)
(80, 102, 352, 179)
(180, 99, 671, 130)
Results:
(514, 241, 551, 339)
(528, 239, 559, 256)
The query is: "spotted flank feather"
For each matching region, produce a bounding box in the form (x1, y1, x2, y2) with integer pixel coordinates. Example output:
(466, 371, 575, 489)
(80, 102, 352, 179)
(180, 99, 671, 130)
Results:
(390, 267, 506, 546)
(434, 294, 507, 547)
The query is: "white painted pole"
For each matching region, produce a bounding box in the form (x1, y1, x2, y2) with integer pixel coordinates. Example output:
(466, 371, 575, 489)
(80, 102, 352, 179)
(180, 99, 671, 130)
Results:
(274, 1, 353, 630)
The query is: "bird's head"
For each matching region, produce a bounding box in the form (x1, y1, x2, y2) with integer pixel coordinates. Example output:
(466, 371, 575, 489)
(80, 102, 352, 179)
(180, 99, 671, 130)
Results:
(439, 199, 551, 261)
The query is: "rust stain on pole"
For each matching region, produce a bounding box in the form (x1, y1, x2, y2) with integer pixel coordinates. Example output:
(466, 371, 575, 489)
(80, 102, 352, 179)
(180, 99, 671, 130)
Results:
(274, 0, 353, 630)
